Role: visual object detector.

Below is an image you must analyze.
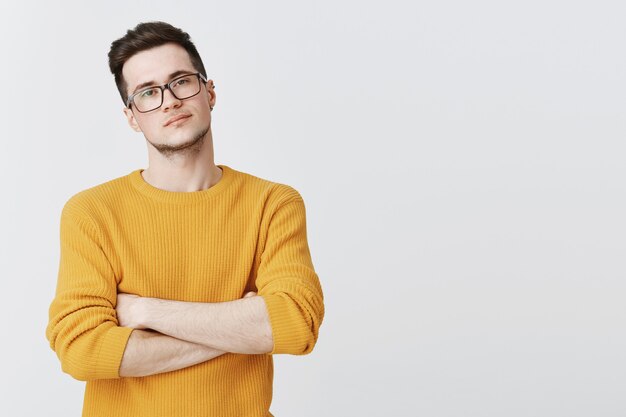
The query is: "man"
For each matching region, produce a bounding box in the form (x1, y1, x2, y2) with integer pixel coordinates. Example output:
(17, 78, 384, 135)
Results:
(45, 21, 324, 417)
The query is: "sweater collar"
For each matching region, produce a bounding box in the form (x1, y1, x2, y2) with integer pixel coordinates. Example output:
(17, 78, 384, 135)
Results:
(128, 164, 234, 204)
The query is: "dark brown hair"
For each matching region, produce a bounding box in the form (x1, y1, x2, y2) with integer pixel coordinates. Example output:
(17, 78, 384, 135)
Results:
(108, 21, 207, 105)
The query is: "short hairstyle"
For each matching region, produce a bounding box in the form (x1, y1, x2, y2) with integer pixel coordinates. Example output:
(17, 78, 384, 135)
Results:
(108, 21, 207, 105)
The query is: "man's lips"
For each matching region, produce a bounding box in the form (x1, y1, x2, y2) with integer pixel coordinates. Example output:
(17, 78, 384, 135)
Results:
(164, 114, 191, 127)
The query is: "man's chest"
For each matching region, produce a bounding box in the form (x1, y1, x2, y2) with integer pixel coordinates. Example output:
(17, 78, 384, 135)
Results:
(105, 203, 265, 301)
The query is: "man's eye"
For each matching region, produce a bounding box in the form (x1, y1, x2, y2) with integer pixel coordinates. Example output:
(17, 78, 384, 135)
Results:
(140, 89, 156, 98)
(175, 79, 188, 86)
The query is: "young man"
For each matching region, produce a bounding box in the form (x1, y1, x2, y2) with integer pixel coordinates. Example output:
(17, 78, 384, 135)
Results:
(45, 21, 324, 417)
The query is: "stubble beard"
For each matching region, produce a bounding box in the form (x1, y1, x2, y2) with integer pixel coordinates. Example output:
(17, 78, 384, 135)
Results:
(146, 123, 211, 160)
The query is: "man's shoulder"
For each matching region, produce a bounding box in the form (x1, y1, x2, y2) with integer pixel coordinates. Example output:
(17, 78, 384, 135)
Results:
(61, 171, 133, 217)
(230, 165, 304, 207)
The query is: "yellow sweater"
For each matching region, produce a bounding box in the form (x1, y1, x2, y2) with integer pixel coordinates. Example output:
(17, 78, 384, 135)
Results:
(45, 164, 324, 417)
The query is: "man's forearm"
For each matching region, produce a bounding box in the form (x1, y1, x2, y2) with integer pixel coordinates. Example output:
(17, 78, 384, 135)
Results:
(119, 329, 227, 378)
(141, 295, 273, 354)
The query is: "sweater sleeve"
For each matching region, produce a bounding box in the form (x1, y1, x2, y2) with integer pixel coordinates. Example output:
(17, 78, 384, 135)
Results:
(45, 199, 133, 381)
(256, 195, 325, 355)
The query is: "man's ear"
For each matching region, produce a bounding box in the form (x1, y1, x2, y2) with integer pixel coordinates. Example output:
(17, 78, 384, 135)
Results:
(123, 107, 142, 132)
(207, 79, 216, 110)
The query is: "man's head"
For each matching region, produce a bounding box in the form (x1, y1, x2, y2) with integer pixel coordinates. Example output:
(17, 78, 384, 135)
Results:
(108, 21, 216, 158)
(108, 21, 207, 106)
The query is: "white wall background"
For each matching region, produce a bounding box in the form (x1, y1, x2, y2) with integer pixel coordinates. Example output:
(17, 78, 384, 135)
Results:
(1, 0, 625, 415)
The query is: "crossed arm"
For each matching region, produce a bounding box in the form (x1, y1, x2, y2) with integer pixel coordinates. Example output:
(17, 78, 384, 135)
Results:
(116, 291, 272, 377)
(47, 195, 323, 381)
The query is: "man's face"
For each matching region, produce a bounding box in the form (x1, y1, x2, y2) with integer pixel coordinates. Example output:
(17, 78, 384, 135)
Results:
(122, 42, 215, 156)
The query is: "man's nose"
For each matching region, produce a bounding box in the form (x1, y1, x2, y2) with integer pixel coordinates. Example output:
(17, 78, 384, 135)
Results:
(162, 87, 182, 110)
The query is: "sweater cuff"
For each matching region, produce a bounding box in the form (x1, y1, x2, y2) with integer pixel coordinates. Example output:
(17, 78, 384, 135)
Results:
(261, 294, 306, 355)
(97, 325, 134, 378)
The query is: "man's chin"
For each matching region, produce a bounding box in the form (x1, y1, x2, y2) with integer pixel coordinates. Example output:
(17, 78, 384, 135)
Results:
(146, 126, 210, 155)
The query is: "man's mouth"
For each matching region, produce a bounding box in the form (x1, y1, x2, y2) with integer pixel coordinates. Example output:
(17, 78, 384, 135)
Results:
(164, 114, 191, 127)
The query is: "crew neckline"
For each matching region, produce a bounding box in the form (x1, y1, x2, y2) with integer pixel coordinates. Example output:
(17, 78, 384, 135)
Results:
(128, 164, 234, 204)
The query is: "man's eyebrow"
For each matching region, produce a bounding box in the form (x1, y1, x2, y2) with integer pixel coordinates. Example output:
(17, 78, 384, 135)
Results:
(130, 70, 195, 95)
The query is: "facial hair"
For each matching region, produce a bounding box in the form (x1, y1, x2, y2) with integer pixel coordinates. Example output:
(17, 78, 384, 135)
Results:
(146, 123, 210, 160)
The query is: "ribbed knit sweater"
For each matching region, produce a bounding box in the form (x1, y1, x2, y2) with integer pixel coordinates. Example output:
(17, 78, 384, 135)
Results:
(45, 164, 325, 417)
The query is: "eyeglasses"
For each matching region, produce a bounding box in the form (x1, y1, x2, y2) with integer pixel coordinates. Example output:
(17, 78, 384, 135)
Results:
(126, 72, 208, 113)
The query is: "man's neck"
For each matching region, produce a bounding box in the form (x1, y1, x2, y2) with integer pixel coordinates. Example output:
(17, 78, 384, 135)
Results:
(142, 131, 222, 193)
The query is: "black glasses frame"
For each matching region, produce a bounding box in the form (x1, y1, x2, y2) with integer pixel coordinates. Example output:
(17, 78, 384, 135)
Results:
(126, 72, 209, 113)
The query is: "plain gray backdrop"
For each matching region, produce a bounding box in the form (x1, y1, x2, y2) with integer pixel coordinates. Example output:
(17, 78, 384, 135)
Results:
(1, 0, 625, 416)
